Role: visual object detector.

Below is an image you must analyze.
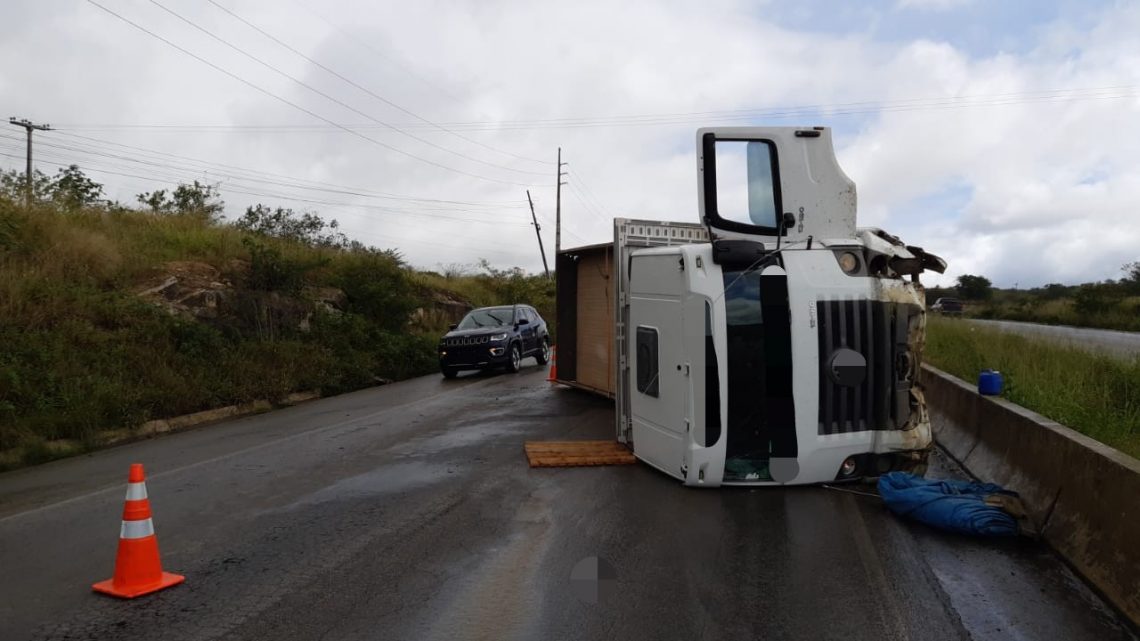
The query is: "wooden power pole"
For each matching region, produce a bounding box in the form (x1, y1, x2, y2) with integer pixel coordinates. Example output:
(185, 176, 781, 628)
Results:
(8, 117, 51, 207)
(526, 190, 550, 278)
(555, 147, 567, 255)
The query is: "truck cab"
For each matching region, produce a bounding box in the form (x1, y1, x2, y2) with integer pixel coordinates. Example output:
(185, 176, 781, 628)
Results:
(620, 127, 944, 486)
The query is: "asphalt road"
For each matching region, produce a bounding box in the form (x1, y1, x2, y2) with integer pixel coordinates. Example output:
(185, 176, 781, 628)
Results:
(968, 318, 1140, 359)
(0, 364, 1135, 641)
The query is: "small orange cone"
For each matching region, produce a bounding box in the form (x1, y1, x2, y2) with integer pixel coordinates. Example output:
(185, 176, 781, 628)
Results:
(546, 346, 558, 382)
(92, 463, 184, 599)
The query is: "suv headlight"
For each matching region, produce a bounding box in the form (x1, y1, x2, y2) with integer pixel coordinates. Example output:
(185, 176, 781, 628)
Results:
(489, 333, 508, 341)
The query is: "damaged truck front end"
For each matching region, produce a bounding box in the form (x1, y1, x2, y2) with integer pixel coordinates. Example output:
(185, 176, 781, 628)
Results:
(615, 126, 944, 487)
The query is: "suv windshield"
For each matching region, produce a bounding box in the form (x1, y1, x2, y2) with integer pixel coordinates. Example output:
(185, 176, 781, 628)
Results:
(457, 307, 515, 329)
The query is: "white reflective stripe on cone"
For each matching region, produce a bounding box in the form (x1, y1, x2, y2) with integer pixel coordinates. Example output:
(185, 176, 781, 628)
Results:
(120, 518, 155, 539)
(124, 482, 148, 501)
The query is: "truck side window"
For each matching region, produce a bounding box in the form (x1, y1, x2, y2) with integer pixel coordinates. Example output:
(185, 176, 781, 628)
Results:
(708, 139, 780, 233)
(705, 302, 721, 447)
(636, 326, 659, 397)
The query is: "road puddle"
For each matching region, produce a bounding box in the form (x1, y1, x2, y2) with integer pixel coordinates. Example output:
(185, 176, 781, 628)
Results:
(267, 461, 450, 513)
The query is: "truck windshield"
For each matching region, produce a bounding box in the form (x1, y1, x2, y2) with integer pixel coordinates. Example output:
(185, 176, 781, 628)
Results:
(722, 269, 770, 480)
(457, 308, 513, 329)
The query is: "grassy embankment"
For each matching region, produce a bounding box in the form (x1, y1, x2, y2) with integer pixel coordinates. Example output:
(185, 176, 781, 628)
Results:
(967, 296, 1140, 332)
(0, 202, 552, 470)
(926, 281, 1140, 332)
(924, 315, 1140, 459)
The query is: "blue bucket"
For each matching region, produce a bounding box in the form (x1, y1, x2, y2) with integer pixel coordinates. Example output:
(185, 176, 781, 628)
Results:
(978, 370, 1003, 396)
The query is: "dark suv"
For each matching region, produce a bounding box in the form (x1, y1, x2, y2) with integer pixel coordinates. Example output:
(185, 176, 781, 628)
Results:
(438, 305, 551, 378)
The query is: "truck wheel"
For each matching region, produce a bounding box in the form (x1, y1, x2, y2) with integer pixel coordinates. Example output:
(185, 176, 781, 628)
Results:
(441, 367, 458, 379)
(506, 344, 522, 373)
(535, 339, 551, 365)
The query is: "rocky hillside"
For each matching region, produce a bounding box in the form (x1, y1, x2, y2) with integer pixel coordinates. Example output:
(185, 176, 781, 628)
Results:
(0, 193, 551, 469)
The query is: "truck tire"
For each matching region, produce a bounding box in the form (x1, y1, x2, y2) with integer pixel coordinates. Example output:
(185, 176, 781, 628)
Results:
(535, 339, 551, 365)
(506, 343, 522, 373)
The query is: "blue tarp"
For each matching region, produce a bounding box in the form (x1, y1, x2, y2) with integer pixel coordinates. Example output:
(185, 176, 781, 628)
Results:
(877, 472, 1021, 537)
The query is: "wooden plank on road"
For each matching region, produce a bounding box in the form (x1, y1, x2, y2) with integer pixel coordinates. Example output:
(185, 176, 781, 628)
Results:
(524, 440, 636, 467)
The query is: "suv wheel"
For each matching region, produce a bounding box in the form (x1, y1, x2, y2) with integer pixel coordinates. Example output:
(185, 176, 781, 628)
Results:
(441, 366, 458, 379)
(535, 339, 551, 365)
(506, 343, 522, 373)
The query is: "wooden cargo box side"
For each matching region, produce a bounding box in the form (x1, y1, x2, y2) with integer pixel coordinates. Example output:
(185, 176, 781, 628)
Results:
(555, 244, 615, 397)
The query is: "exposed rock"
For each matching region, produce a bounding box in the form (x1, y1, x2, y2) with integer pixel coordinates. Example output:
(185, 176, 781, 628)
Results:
(137, 261, 232, 320)
(303, 286, 347, 314)
(411, 292, 471, 329)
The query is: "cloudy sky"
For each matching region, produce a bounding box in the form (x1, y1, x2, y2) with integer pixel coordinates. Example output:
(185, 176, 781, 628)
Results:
(2, 0, 1138, 287)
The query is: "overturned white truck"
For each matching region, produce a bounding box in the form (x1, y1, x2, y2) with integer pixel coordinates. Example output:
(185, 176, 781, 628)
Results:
(554, 127, 945, 486)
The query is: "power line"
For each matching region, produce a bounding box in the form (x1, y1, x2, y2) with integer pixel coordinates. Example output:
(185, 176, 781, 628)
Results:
(0, 150, 544, 263)
(28, 133, 527, 211)
(0, 134, 603, 244)
(207, 0, 550, 167)
(566, 175, 614, 223)
(55, 83, 1140, 133)
(147, 0, 544, 178)
(0, 135, 622, 248)
(287, 0, 467, 108)
(568, 169, 615, 218)
(49, 131, 524, 207)
(0, 146, 527, 226)
(85, 0, 540, 187)
(565, 184, 610, 226)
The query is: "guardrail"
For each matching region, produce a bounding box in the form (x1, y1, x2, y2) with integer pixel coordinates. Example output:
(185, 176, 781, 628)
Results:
(921, 364, 1140, 627)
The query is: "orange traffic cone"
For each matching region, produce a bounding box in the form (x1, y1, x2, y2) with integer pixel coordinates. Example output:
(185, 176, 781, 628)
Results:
(546, 346, 558, 382)
(92, 463, 184, 598)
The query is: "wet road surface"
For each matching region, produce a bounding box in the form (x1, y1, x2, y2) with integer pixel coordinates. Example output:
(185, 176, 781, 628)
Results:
(968, 318, 1140, 359)
(0, 365, 1135, 640)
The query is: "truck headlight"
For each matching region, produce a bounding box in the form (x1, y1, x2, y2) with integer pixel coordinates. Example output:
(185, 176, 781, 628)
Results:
(489, 333, 508, 341)
(840, 457, 858, 477)
(838, 251, 860, 274)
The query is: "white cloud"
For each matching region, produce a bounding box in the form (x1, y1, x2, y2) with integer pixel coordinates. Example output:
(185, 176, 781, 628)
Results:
(1, 0, 1137, 287)
(895, 0, 975, 11)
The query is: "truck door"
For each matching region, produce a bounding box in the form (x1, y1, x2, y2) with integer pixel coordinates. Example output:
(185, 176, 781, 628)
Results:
(628, 250, 689, 480)
(696, 126, 857, 243)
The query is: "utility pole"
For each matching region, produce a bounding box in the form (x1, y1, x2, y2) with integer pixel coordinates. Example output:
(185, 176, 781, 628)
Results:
(526, 190, 550, 278)
(8, 117, 51, 207)
(555, 147, 568, 255)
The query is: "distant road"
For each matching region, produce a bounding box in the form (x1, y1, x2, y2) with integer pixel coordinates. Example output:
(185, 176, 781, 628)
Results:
(968, 318, 1140, 359)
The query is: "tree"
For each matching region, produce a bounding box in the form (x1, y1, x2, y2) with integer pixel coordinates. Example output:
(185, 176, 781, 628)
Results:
(50, 165, 104, 211)
(1040, 283, 1070, 300)
(137, 181, 224, 221)
(1, 165, 105, 211)
(1122, 261, 1140, 295)
(0, 169, 52, 204)
(1073, 284, 1113, 315)
(955, 274, 993, 300)
(335, 249, 414, 333)
(235, 204, 348, 248)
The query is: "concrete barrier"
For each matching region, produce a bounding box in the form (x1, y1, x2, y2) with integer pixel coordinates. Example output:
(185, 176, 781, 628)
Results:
(921, 364, 1140, 627)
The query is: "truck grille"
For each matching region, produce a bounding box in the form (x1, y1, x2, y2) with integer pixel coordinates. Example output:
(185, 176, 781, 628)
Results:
(816, 299, 919, 434)
(446, 335, 490, 347)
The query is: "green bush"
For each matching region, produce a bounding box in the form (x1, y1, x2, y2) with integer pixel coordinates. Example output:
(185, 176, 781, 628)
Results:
(334, 250, 417, 333)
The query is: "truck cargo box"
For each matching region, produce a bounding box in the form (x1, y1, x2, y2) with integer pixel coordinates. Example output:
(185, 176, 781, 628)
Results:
(554, 219, 708, 400)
